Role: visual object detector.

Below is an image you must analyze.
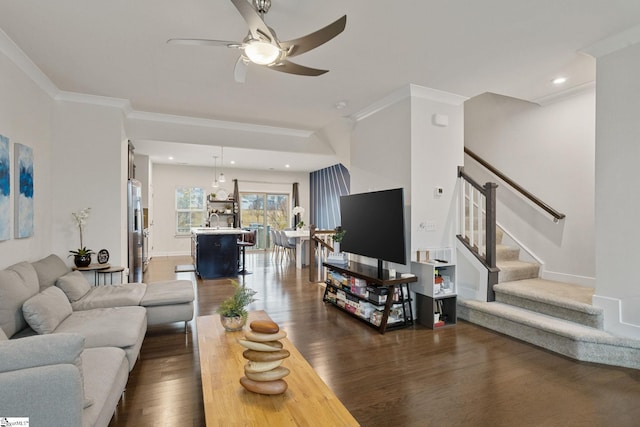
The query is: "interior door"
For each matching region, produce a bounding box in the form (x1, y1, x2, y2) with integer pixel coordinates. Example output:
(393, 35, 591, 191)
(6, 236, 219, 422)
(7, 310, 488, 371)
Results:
(240, 192, 289, 250)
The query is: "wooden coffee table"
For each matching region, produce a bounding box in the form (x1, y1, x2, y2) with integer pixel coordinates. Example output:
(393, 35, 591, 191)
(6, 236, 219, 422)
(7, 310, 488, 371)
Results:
(197, 311, 359, 426)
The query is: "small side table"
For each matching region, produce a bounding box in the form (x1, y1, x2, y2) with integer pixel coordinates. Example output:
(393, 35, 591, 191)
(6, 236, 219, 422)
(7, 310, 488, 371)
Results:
(96, 266, 125, 285)
(73, 263, 111, 285)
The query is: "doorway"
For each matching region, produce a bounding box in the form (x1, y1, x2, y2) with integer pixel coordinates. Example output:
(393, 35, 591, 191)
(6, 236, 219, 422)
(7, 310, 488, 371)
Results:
(239, 192, 290, 250)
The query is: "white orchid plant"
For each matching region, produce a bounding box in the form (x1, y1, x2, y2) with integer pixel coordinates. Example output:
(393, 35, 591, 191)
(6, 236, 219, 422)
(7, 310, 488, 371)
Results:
(292, 206, 305, 228)
(69, 207, 93, 257)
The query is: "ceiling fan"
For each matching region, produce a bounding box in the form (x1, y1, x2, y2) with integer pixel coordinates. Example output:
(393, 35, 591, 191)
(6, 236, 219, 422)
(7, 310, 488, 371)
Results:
(167, 0, 347, 83)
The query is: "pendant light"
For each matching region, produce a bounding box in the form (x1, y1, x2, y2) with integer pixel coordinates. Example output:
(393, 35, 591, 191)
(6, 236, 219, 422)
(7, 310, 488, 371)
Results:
(218, 147, 226, 184)
(211, 155, 219, 188)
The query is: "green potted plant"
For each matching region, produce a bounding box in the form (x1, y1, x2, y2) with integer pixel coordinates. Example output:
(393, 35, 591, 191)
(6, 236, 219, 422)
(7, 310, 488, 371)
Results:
(216, 280, 257, 331)
(69, 207, 94, 267)
(332, 226, 346, 253)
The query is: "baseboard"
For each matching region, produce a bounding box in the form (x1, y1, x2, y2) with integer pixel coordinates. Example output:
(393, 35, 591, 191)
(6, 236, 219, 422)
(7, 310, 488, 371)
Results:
(150, 251, 192, 257)
(593, 294, 640, 339)
(540, 270, 596, 288)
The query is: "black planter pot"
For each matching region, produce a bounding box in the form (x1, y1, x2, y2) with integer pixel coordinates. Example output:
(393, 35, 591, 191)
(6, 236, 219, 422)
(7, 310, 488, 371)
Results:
(74, 254, 92, 268)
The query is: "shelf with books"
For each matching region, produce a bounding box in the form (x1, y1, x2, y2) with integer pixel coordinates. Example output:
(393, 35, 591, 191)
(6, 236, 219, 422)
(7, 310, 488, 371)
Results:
(322, 262, 416, 334)
(410, 261, 457, 329)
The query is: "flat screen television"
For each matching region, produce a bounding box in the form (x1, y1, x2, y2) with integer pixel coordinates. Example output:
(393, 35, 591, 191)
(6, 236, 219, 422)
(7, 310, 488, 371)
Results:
(339, 188, 407, 275)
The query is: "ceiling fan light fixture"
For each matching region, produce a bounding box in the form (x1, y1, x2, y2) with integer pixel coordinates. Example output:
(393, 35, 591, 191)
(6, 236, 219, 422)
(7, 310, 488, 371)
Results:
(245, 40, 280, 65)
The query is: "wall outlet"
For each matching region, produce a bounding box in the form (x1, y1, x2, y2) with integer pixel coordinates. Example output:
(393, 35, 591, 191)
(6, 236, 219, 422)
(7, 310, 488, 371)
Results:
(419, 221, 437, 232)
(434, 186, 444, 198)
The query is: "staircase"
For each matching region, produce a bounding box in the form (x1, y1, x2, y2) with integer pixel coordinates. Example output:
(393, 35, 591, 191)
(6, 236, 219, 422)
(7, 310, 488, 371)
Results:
(458, 227, 640, 370)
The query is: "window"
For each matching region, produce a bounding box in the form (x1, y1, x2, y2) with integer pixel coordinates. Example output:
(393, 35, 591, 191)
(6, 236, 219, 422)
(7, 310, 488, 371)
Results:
(175, 187, 206, 234)
(240, 192, 289, 249)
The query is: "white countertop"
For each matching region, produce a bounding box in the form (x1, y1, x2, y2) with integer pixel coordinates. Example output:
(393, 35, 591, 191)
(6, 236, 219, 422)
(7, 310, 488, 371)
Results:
(191, 227, 248, 235)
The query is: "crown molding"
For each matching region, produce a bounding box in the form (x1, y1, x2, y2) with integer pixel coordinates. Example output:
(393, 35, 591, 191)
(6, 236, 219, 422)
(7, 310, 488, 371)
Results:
(533, 81, 595, 106)
(581, 24, 640, 58)
(409, 84, 468, 106)
(55, 91, 133, 114)
(350, 86, 411, 122)
(351, 84, 467, 122)
(0, 27, 59, 99)
(126, 110, 314, 138)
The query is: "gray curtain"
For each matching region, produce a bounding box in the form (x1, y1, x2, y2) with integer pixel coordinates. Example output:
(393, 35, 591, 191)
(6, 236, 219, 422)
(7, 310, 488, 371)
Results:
(233, 179, 240, 228)
(292, 182, 300, 228)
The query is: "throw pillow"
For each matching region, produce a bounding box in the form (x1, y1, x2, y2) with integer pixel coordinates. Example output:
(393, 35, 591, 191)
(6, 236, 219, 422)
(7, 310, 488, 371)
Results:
(0, 327, 7, 341)
(22, 286, 73, 334)
(31, 254, 71, 291)
(56, 271, 91, 302)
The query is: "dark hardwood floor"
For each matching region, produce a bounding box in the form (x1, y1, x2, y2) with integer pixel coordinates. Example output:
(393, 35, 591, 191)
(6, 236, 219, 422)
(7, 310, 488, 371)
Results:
(110, 252, 640, 427)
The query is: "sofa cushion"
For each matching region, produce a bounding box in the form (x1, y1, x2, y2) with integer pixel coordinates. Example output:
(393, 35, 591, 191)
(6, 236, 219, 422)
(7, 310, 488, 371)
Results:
(31, 254, 71, 291)
(0, 261, 40, 337)
(56, 271, 91, 302)
(140, 280, 194, 306)
(71, 283, 147, 311)
(0, 333, 92, 407)
(80, 347, 129, 426)
(22, 286, 73, 334)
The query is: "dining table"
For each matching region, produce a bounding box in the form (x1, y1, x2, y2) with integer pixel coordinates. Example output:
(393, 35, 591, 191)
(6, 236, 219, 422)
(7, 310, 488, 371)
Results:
(283, 229, 310, 269)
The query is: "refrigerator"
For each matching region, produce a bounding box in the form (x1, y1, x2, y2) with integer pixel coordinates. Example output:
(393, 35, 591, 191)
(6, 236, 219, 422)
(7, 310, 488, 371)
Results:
(127, 179, 144, 283)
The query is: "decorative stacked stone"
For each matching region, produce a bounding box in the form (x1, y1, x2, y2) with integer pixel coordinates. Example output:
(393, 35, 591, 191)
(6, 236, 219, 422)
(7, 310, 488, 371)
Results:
(238, 320, 290, 395)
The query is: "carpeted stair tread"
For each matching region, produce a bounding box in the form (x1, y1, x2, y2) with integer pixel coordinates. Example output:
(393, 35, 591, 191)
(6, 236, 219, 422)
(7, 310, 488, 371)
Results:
(496, 244, 520, 261)
(460, 300, 616, 342)
(495, 278, 598, 313)
(458, 299, 640, 369)
(496, 260, 540, 282)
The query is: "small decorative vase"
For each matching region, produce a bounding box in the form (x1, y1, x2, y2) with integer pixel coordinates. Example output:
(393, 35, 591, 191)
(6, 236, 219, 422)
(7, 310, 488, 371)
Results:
(220, 315, 245, 332)
(74, 254, 92, 268)
(333, 242, 340, 254)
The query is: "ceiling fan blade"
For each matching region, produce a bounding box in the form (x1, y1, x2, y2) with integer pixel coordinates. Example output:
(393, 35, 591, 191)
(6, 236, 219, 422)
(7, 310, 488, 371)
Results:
(268, 60, 328, 76)
(234, 56, 248, 83)
(280, 15, 346, 58)
(167, 38, 242, 48)
(230, 0, 278, 44)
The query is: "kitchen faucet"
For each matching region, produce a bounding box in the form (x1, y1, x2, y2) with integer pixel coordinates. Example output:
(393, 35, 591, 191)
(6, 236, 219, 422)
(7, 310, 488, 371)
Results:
(209, 213, 220, 229)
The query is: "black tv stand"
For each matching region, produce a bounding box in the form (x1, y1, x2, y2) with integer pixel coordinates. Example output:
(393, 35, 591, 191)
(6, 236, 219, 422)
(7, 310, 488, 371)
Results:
(322, 261, 418, 333)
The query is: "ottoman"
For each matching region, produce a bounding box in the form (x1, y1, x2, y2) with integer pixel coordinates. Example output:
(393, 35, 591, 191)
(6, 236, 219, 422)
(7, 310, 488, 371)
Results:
(140, 280, 195, 331)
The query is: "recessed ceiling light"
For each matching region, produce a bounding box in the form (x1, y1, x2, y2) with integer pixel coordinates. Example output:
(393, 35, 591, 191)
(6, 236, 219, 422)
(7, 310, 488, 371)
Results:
(168, 156, 174, 160)
(230, 160, 235, 165)
(335, 100, 348, 110)
(285, 164, 290, 168)
(552, 77, 567, 85)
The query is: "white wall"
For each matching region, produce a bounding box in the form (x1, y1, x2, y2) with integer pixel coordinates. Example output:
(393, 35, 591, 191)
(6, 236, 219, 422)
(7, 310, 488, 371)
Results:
(593, 42, 640, 338)
(151, 163, 309, 256)
(0, 46, 54, 267)
(50, 101, 127, 268)
(349, 85, 465, 272)
(464, 91, 596, 285)
(410, 91, 465, 256)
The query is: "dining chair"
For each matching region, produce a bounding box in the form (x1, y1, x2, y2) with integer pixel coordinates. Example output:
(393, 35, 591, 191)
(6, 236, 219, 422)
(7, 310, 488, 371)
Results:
(270, 229, 281, 260)
(279, 230, 297, 261)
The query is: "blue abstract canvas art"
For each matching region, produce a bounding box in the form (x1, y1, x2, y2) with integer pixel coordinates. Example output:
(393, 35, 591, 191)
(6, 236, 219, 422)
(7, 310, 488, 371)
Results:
(15, 143, 33, 238)
(0, 134, 9, 241)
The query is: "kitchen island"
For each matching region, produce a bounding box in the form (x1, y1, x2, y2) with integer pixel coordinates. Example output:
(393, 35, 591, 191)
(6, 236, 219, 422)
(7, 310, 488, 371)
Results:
(191, 228, 249, 279)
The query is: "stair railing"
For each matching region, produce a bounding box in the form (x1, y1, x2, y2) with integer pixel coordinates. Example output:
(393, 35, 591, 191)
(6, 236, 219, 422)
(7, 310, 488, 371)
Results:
(464, 147, 566, 222)
(458, 166, 499, 301)
(308, 226, 337, 283)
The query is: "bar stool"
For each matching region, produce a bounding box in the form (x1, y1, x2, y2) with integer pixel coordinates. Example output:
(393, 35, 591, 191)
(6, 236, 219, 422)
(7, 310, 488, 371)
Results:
(238, 230, 256, 275)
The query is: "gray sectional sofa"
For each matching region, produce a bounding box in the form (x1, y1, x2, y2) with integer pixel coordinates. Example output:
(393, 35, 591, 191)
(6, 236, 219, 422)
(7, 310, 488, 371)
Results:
(0, 254, 196, 427)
